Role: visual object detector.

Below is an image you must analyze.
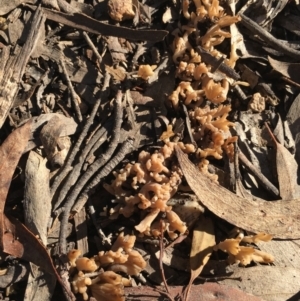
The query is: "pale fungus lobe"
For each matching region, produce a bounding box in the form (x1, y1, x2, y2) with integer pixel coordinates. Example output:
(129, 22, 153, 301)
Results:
(215, 235, 274, 266)
(137, 64, 156, 80)
(75, 257, 98, 272)
(70, 233, 146, 300)
(68, 249, 82, 267)
(72, 271, 92, 301)
(104, 142, 192, 238)
(90, 271, 125, 301)
(107, 0, 135, 22)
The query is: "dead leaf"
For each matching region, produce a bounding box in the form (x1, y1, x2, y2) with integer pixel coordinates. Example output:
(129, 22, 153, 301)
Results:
(125, 282, 264, 301)
(265, 123, 300, 200)
(2, 215, 57, 275)
(183, 216, 215, 301)
(256, 239, 300, 268)
(268, 56, 300, 84)
(0, 0, 37, 15)
(221, 266, 300, 301)
(175, 146, 300, 239)
(24, 151, 51, 245)
(0, 121, 31, 245)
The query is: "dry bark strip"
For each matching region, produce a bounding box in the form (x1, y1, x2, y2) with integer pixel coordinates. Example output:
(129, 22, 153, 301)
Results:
(0, 7, 45, 128)
(175, 146, 300, 239)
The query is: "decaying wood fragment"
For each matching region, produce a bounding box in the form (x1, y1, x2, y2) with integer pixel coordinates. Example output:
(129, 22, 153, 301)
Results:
(0, 7, 45, 128)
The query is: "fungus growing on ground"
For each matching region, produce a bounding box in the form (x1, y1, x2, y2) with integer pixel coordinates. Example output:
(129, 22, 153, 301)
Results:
(214, 235, 274, 266)
(68, 249, 81, 267)
(76, 257, 98, 272)
(68, 233, 146, 301)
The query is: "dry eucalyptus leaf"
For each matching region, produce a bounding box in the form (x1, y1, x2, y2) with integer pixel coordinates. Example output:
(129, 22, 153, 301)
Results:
(24, 151, 51, 246)
(256, 239, 300, 268)
(265, 123, 300, 200)
(184, 216, 215, 301)
(175, 146, 300, 239)
(268, 56, 300, 84)
(221, 266, 300, 301)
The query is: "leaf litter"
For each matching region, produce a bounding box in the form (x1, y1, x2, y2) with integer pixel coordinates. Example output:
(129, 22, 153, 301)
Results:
(1, 0, 300, 300)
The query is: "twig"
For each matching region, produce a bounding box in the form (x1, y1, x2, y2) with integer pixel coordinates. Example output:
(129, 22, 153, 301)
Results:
(84, 119, 113, 165)
(60, 57, 83, 122)
(50, 72, 111, 198)
(60, 138, 134, 253)
(72, 138, 135, 214)
(87, 199, 112, 248)
(197, 275, 242, 282)
(239, 13, 300, 60)
(196, 46, 240, 80)
(53, 117, 113, 211)
(182, 104, 196, 145)
(154, 220, 175, 301)
(238, 150, 280, 198)
(82, 31, 102, 65)
(59, 90, 123, 254)
(233, 84, 247, 101)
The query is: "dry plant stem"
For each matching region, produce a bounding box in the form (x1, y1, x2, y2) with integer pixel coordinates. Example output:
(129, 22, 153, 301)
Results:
(72, 138, 135, 214)
(182, 104, 195, 145)
(59, 91, 123, 254)
(50, 73, 111, 198)
(239, 13, 300, 60)
(85, 120, 113, 164)
(238, 150, 279, 198)
(233, 85, 247, 101)
(87, 199, 112, 248)
(53, 118, 112, 211)
(60, 138, 134, 253)
(196, 46, 240, 80)
(197, 275, 242, 282)
(82, 31, 102, 65)
(60, 57, 83, 122)
(155, 220, 175, 301)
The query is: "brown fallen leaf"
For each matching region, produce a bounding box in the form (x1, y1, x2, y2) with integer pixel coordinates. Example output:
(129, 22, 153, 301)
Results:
(125, 283, 264, 301)
(268, 56, 300, 85)
(24, 151, 51, 245)
(175, 146, 300, 239)
(2, 215, 74, 299)
(0, 121, 74, 299)
(0, 121, 31, 242)
(183, 216, 215, 301)
(265, 123, 300, 200)
(221, 266, 300, 301)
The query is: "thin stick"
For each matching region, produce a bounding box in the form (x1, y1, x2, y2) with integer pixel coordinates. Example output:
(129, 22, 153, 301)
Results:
(60, 57, 83, 122)
(87, 199, 112, 248)
(72, 138, 134, 214)
(238, 150, 279, 198)
(59, 90, 123, 254)
(239, 13, 300, 60)
(50, 72, 111, 198)
(82, 31, 103, 65)
(154, 220, 175, 301)
(53, 120, 111, 211)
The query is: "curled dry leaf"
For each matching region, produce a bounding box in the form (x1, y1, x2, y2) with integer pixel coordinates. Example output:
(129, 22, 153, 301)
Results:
(175, 146, 300, 239)
(183, 216, 215, 301)
(0, 121, 32, 242)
